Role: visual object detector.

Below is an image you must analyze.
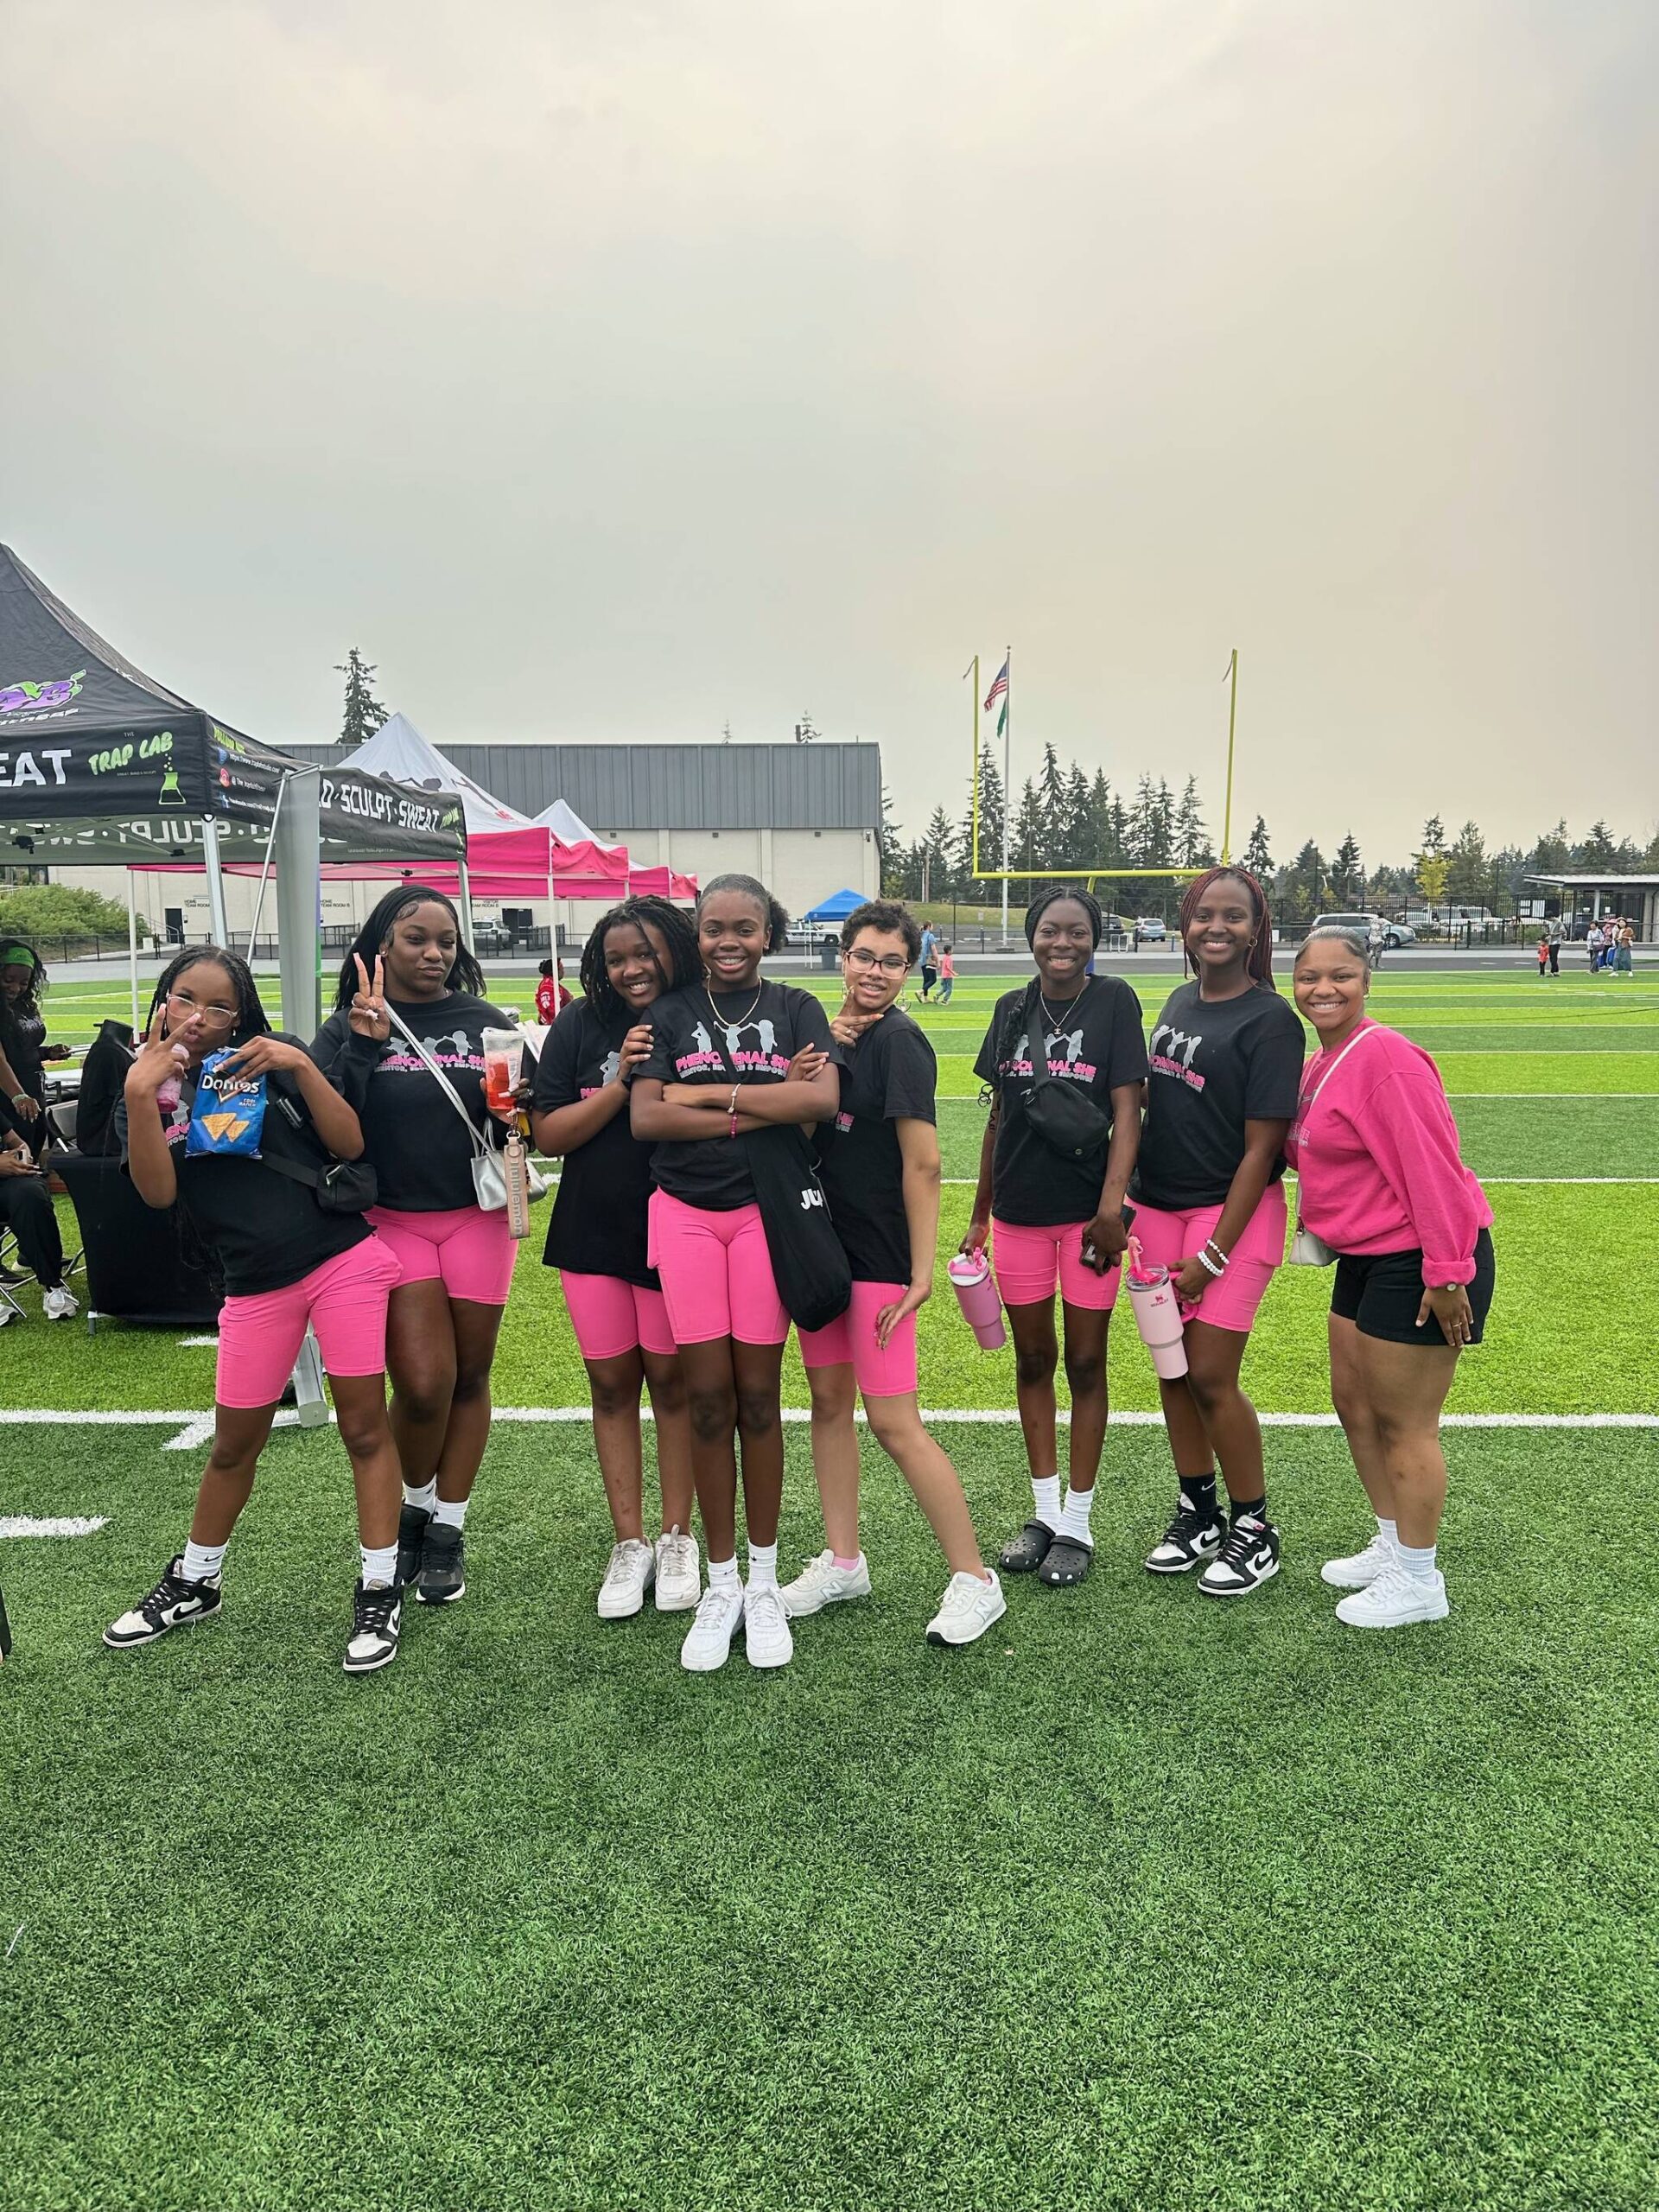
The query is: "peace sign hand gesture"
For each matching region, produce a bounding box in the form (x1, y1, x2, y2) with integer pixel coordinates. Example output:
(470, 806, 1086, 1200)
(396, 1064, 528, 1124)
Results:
(349, 954, 391, 1042)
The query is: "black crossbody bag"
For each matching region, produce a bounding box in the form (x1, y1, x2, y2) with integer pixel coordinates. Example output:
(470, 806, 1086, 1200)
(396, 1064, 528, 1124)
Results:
(260, 1077, 378, 1215)
(1002, 981, 1114, 1162)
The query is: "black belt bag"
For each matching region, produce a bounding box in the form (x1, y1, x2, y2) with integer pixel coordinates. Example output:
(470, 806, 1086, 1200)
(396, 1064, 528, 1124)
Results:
(742, 1123, 852, 1332)
(1010, 982, 1113, 1161)
(263, 1148, 379, 1216)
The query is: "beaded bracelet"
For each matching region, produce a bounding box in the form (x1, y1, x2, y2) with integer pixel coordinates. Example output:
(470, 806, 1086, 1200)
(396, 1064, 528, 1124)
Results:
(1197, 1243, 1230, 1279)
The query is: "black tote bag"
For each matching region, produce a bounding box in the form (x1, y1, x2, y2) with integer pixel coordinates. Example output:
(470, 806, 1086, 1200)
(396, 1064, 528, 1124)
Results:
(742, 1123, 853, 1332)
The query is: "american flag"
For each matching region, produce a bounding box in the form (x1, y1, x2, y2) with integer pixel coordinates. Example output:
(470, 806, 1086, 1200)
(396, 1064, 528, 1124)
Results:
(982, 658, 1009, 711)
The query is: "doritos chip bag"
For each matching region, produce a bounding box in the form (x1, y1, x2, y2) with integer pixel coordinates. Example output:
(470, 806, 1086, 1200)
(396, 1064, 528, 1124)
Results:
(185, 1049, 268, 1158)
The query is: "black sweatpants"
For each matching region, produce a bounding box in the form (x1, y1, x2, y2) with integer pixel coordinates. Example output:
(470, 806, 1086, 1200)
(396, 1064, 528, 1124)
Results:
(0, 1173, 65, 1287)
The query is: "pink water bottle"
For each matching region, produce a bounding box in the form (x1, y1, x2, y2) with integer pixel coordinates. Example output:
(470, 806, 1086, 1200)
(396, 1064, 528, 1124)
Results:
(1124, 1236, 1189, 1379)
(948, 1249, 1007, 1351)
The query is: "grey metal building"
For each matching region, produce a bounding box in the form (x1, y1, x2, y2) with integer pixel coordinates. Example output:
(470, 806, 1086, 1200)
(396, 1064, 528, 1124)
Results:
(283, 740, 884, 917)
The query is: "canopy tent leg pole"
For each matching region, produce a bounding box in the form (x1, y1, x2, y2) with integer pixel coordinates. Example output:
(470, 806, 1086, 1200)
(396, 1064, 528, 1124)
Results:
(126, 871, 141, 1033)
(245, 773, 289, 960)
(274, 768, 322, 1040)
(200, 816, 232, 950)
(456, 857, 476, 953)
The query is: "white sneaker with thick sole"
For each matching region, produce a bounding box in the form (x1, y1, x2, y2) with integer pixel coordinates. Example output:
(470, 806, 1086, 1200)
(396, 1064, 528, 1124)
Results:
(779, 1548, 872, 1618)
(742, 1583, 794, 1669)
(654, 1527, 701, 1614)
(42, 1287, 79, 1321)
(597, 1538, 656, 1620)
(1335, 1564, 1449, 1629)
(681, 1581, 744, 1672)
(925, 1568, 1007, 1648)
(1320, 1533, 1394, 1589)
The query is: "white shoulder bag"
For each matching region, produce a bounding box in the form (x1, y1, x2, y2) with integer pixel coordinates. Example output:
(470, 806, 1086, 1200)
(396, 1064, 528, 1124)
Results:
(384, 1007, 546, 1234)
(1287, 1025, 1376, 1266)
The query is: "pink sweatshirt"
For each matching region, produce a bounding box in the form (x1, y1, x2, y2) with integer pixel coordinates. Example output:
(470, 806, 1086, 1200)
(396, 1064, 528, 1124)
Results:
(1285, 1020, 1492, 1285)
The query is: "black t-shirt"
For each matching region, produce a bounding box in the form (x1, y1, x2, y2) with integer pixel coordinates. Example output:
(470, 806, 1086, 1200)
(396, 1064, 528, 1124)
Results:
(312, 991, 513, 1213)
(116, 1035, 370, 1297)
(1, 1007, 46, 1107)
(972, 977, 1148, 1226)
(638, 980, 836, 1211)
(1130, 980, 1305, 1211)
(532, 997, 658, 1289)
(817, 1008, 937, 1284)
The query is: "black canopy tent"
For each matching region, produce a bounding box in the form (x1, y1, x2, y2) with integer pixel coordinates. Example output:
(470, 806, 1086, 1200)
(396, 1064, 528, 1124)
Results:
(0, 545, 467, 1035)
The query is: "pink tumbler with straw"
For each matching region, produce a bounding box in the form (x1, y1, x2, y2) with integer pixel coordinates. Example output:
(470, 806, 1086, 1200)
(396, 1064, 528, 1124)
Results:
(948, 1249, 1007, 1351)
(1125, 1236, 1189, 1379)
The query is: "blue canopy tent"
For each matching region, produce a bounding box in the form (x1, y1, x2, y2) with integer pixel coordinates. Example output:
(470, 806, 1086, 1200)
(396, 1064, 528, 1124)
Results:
(800, 888, 865, 923)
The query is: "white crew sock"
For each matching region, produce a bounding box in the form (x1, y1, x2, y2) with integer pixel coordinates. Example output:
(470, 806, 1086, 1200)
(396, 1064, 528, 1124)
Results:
(1395, 1540, 1438, 1582)
(1058, 1485, 1096, 1549)
(747, 1540, 779, 1591)
(431, 1496, 468, 1531)
(360, 1541, 398, 1589)
(1031, 1475, 1062, 1530)
(404, 1478, 437, 1512)
(182, 1538, 227, 1586)
(1376, 1516, 1399, 1550)
(709, 1554, 741, 1594)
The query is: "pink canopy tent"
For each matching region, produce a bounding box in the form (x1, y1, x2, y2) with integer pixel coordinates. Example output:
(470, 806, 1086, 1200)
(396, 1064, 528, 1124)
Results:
(532, 797, 696, 901)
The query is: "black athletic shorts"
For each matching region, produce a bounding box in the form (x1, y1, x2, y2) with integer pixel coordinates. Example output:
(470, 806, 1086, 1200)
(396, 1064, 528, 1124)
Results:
(1331, 1227, 1495, 1348)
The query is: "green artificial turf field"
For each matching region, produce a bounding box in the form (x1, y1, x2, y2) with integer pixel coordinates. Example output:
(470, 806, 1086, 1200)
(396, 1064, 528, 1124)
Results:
(3, 965, 1656, 2210)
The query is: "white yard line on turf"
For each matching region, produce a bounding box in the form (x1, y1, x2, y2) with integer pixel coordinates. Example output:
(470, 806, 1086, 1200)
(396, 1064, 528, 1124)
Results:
(0, 1516, 110, 1540)
(3, 1408, 1656, 1448)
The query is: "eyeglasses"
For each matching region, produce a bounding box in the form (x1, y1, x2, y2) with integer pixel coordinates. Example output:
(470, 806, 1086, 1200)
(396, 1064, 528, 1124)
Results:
(166, 989, 238, 1028)
(844, 949, 909, 975)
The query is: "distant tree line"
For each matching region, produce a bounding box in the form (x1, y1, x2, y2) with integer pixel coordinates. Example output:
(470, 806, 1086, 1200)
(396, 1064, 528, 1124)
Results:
(878, 746, 1658, 925)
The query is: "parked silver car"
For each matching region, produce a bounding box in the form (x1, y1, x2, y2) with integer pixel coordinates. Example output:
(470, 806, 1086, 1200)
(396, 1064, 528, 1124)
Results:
(1310, 911, 1417, 951)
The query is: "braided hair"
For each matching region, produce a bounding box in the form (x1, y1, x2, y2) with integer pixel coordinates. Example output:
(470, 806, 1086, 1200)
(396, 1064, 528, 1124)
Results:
(144, 944, 273, 1044)
(698, 873, 790, 955)
(578, 896, 702, 1021)
(1024, 884, 1103, 948)
(334, 885, 486, 1010)
(1177, 867, 1275, 988)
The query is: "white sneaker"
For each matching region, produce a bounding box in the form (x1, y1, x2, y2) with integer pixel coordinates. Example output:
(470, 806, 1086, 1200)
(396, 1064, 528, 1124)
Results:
(41, 1287, 78, 1321)
(1320, 1532, 1395, 1589)
(742, 1583, 794, 1669)
(1335, 1563, 1449, 1629)
(779, 1548, 872, 1618)
(681, 1580, 745, 1672)
(654, 1526, 701, 1613)
(597, 1538, 656, 1620)
(925, 1568, 1007, 1648)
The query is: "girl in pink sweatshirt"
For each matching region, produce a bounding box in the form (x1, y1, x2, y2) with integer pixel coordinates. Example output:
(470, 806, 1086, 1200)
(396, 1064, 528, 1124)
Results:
(1287, 925, 1494, 1631)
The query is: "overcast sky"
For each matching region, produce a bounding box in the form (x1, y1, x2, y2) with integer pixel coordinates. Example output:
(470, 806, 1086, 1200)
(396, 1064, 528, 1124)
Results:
(5, 1, 1655, 866)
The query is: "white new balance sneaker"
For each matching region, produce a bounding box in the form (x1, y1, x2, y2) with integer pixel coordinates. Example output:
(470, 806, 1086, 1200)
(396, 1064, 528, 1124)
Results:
(1320, 1532, 1395, 1589)
(925, 1568, 1007, 1648)
(654, 1527, 701, 1614)
(41, 1287, 78, 1321)
(742, 1584, 794, 1669)
(681, 1581, 745, 1672)
(1335, 1564, 1449, 1629)
(779, 1548, 872, 1618)
(597, 1538, 656, 1620)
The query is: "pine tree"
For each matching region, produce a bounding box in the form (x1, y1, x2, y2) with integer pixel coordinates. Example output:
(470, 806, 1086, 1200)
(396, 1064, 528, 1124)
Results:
(1013, 777, 1045, 898)
(1174, 775, 1211, 868)
(1127, 776, 1157, 868)
(879, 786, 904, 896)
(1579, 819, 1618, 869)
(1331, 832, 1364, 904)
(1445, 818, 1489, 906)
(1037, 743, 1069, 865)
(336, 647, 388, 748)
(1529, 818, 1571, 874)
(1089, 769, 1115, 864)
(1243, 815, 1272, 878)
(1420, 815, 1446, 856)
(1285, 840, 1327, 923)
(961, 744, 1006, 886)
(923, 807, 956, 900)
(1062, 765, 1093, 872)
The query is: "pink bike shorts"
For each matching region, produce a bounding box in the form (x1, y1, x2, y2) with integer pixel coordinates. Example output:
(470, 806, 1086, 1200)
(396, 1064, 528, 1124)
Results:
(991, 1217, 1123, 1313)
(646, 1191, 788, 1346)
(366, 1202, 517, 1307)
(562, 1271, 677, 1362)
(1128, 1182, 1287, 1336)
(798, 1280, 918, 1398)
(216, 1235, 402, 1410)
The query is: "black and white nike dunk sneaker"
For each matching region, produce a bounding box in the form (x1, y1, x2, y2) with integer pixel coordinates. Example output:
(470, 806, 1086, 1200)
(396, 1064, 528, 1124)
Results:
(1197, 1513, 1281, 1599)
(344, 1580, 403, 1674)
(104, 1557, 223, 1648)
(1144, 1499, 1226, 1574)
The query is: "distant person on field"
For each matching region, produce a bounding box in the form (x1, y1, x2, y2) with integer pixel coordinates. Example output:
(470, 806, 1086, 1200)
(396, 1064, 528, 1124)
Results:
(1616, 919, 1636, 976)
(1547, 917, 1564, 975)
(1536, 932, 1550, 980)
(937, 943, 956, 1004)
(1586, 921, 1605, 973)
(918, 923, 938, 1001)
(536, 956, 571, 1024)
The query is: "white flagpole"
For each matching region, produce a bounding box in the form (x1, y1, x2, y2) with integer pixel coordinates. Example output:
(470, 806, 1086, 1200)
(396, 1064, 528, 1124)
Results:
(1001, 646, 1011, 941)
